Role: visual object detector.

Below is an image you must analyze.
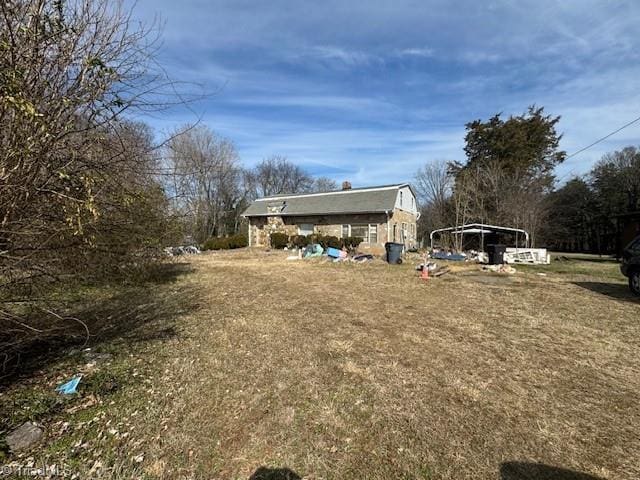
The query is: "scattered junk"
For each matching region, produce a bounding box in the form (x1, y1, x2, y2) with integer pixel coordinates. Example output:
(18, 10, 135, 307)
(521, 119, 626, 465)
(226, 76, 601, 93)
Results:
(431, 251, 466, 261)
(385, 242, 404, 264)
(420, 263, 430, 281)
(429, 223, 550, 265)
(165, 245, 201, 256)
(287, 244, 375, 263)
(56, 375, 82, 395)
(416, 262, 438, 273)
(504, 247, 551, 265)
(432, 266, 451, 277)
(352, 254, 374, 262)
(326, 247, 348, 261)
(417, 261, 450, 281)
(6, 422, 44, 452)
(302, 244, 324, 258)
(483, 264, 517, 274)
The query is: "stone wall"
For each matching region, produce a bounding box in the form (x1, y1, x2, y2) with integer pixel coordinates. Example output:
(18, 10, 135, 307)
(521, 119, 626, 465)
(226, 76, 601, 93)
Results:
(249, 213, 388, 250)
(388, 208, 419, 249)
(249, 210, 418, 251)
(249, 216, 297, 247)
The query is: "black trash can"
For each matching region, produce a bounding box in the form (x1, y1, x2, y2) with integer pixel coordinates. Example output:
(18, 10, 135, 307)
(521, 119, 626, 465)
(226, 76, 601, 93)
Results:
(385, 242, 404, 264)
(486, 244, 506, 265)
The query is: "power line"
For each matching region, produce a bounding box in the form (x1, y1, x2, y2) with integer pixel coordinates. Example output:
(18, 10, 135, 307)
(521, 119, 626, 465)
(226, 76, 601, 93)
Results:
(565, 114, 640, 160)
(555, 113, 640, 183)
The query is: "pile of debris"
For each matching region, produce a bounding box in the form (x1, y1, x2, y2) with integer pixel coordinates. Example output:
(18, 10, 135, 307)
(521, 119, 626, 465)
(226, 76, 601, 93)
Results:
(427, 247, 550, 266)
(285, 244, 375, 263)
(416, 261, 451, 278)
(482, 264, 517, 274)
(164, 245, 201, 256)
(430, 250, 467, 261)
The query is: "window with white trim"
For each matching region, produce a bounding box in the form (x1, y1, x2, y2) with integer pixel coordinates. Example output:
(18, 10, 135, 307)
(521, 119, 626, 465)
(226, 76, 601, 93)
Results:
(369, 224, 378, 244)
(343, 224, 378, 243)
(350, 224, 368, 240)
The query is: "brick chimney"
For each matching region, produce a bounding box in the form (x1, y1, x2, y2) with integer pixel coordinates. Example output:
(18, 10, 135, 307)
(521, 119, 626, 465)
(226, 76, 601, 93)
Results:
(341, 181, 352, 190)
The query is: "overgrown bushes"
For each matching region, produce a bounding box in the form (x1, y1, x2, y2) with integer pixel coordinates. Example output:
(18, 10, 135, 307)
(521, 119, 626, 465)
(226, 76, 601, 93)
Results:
(342, 236, 364, 250)
(269, 232, 289, 249)
(290, 235, 311, 248)
(202, 234, 248, 250)
(312, 235, 342, 249)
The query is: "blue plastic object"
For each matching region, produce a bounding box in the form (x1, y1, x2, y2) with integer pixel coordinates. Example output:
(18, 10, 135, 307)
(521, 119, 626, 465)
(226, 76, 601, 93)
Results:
(56, 376, 81, 395)
(326, 247, 342, 258)
(431, 252, 466, 261)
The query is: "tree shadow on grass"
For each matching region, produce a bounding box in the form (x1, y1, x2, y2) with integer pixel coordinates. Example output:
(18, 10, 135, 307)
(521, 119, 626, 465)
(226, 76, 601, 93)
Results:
(572, 281, 639, 302)
(500, 462, 606, 480)
(0, 261, 200, 388)
(249, 467, 301, 480)
(554, 255, 618, 264)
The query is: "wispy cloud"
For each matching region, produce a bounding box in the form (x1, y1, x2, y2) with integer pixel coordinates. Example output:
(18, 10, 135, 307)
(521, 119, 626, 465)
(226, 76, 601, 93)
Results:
(303, 46, 383, 67)
(396, 47, 435, 58)
(127, 0, 640, 184)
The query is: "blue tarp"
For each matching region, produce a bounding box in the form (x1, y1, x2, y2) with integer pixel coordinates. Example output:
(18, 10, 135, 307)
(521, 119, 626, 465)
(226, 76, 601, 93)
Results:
(303, 244, 324, 258)
(431, 252, 466, 261)
(56, 376, 81, 395)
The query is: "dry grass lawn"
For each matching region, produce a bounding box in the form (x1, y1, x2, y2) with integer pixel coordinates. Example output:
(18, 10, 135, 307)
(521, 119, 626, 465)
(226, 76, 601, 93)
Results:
(2, 249, 639, 479)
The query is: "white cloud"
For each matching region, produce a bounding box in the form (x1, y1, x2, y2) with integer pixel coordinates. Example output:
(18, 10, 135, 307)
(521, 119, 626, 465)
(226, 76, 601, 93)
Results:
(397, 47, 435, 58)
(128, 0, 640, 184)
(305, 46, 382, 67)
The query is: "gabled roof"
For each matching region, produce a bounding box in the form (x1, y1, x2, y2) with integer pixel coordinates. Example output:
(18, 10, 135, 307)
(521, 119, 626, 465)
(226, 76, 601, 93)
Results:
(242, 183, 413, 217)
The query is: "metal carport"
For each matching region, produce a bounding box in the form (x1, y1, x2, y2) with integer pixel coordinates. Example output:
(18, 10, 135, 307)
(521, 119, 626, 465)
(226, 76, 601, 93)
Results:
(429, 223, 530, 250)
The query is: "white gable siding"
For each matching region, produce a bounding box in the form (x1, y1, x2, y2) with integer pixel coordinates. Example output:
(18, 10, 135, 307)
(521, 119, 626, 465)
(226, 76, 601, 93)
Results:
(394, 186, 417, 214)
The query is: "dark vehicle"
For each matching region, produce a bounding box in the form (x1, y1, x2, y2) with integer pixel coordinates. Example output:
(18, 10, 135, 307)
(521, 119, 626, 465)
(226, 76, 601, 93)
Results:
(621, 235, 640, 296)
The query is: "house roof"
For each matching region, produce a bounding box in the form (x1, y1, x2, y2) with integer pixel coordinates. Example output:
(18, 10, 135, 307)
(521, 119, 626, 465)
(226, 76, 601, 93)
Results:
(242, 183, 413, 217)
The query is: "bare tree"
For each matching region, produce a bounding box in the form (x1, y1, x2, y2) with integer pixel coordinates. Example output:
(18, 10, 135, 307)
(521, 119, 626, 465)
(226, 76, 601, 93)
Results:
(0, 0, 179, 370)
(247, 156, 314, 197)
(413, 160, 454, 244)
(166, 125, 244, 243)
(312, 177, 338, 192)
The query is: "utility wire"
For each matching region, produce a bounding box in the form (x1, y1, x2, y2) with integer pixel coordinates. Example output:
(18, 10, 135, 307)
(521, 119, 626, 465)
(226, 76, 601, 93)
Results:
(565, 114, 640, 160)
(555, 113, 640, 183)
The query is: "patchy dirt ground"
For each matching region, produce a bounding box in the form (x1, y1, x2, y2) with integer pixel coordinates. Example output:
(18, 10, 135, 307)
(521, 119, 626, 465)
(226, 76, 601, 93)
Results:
(1, 250, 639, 480)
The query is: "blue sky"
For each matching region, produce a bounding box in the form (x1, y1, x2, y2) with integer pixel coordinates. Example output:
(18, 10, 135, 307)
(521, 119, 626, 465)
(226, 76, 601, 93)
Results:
(128, 0, 640, 186)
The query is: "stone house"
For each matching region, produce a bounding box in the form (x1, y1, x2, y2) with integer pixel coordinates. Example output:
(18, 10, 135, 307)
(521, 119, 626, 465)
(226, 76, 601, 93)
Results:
(242, 183, 419, 253)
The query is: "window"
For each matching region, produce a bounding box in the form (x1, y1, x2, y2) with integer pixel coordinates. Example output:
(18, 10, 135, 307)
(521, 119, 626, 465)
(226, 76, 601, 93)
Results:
(369, 224, 378, 244)
(298, 223, 314, 235)
(393, 223, 397, 242)
(341, 224, 350, 238)
(346, 224, 378, 243)
(399, 191, 403, 206)
(351, 224, 368, 240)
